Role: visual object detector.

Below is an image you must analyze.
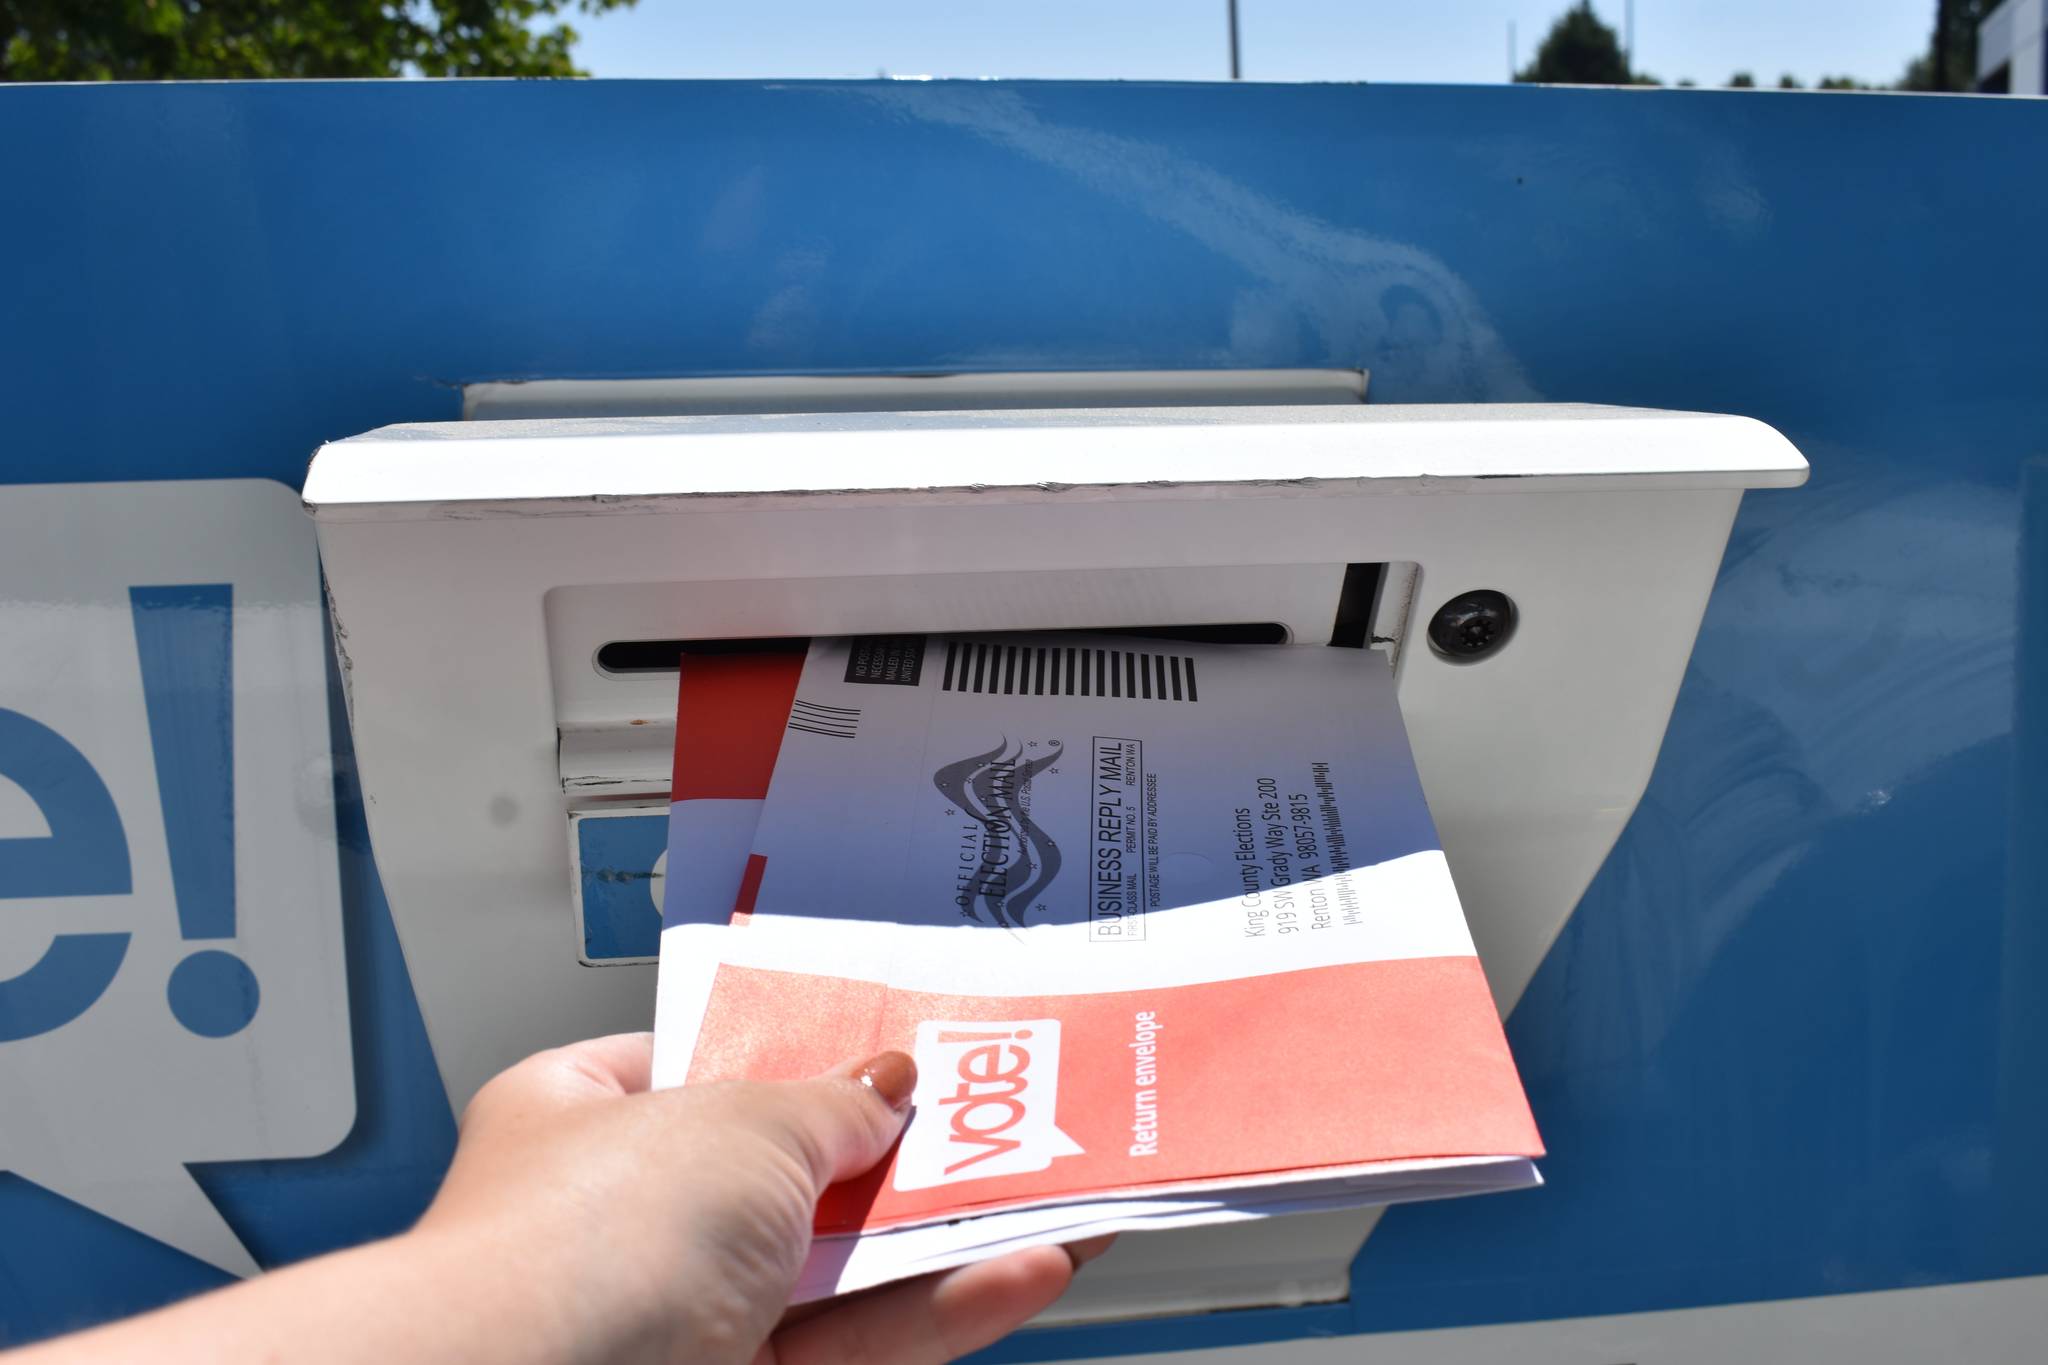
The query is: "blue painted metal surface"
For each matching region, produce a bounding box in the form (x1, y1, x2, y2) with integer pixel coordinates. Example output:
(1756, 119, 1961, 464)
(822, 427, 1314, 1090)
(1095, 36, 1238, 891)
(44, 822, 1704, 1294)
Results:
(575, 812, 668, 962)
(1, 78, 2044, 1356)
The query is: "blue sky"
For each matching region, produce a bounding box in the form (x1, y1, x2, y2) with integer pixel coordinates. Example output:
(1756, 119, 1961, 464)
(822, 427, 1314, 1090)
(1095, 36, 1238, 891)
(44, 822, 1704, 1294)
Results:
(567, 1, 1935, 88)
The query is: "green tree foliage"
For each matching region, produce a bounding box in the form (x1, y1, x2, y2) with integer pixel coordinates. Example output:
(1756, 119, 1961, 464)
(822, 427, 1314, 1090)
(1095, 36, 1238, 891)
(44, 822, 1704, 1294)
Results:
(1896, 0, 1994, 91)
(1514, 2, 1640, 85)
(1499, 2, 1904, 93)
(3, 0, 635, 80)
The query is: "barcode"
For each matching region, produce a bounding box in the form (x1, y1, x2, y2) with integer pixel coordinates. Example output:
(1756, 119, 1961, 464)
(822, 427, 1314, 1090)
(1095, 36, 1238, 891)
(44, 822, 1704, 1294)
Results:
(939, 641, 1199, 703)
(788, 698, 860, 738)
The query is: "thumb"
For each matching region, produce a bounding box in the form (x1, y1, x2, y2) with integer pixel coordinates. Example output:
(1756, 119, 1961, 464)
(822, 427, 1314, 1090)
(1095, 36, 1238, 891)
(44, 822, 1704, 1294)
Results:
(759, 1051, 919, 1197)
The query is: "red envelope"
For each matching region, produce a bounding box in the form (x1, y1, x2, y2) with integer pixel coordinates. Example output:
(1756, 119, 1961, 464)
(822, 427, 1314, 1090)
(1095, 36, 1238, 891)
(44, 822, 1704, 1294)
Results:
(659, 650, 803, 931)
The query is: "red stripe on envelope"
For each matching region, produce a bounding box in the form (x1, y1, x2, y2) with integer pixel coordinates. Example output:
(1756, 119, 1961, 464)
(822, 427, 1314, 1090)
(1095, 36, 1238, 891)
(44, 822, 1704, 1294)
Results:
(730, 854, 768, 927)
(671, 652, 804, 801)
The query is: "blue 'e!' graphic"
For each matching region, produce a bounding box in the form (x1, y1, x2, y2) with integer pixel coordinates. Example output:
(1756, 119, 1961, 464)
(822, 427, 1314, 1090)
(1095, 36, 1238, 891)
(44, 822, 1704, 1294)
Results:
(129, 584, 260, 1038)
(0, 583, 259, 1042)
(0, 711, 134, 1042)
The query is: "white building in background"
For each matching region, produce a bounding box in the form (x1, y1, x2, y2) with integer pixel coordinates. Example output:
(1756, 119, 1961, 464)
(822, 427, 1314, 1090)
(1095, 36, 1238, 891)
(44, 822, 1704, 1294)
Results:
(1979, 0, 2046, 93)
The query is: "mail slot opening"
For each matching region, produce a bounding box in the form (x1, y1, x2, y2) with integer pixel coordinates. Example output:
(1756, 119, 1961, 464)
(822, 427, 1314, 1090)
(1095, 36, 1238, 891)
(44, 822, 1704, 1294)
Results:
(590, 561, 1389, 678)
(597, 636, 809, 673)
(595, 622, 1298, 677)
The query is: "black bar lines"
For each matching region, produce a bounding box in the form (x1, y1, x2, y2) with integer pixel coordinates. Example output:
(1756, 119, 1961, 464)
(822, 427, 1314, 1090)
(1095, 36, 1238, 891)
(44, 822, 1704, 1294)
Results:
(788, 697, 861, 739)
(932, 640, 1201, 701)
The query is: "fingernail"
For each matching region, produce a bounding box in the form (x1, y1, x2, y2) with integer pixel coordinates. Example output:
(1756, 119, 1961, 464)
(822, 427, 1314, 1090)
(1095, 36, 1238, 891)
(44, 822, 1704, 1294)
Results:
(1066, 1234, 1118, 1268)
(858, 1050, 917, 1114)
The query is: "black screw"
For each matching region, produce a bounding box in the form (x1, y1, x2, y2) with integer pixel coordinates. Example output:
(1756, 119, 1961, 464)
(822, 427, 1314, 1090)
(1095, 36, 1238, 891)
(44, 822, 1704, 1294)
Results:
(1426, 589, 1516, 662)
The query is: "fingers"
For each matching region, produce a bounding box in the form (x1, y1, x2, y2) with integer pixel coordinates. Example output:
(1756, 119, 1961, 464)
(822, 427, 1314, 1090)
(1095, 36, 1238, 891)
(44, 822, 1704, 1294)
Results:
(458, 1032, 658, 1131)
(712, 1055, 913, 1203)
(546, 1031, 657, 1096)
(768, 1246, 1077, 1365)
(1064, 1233, 1118, 1267)
(480, 1039, 912, 1203)
(748, 1051, 919, 1197)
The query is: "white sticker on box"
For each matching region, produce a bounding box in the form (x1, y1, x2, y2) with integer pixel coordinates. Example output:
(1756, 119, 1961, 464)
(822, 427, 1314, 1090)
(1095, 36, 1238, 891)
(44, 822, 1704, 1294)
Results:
(0, 481, 353, 1276)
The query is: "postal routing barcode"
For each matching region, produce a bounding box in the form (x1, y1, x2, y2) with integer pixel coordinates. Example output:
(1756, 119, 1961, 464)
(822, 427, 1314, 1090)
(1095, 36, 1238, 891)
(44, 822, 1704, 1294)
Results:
(788, 698, 860, 738)
(939, 641, 1199, 703)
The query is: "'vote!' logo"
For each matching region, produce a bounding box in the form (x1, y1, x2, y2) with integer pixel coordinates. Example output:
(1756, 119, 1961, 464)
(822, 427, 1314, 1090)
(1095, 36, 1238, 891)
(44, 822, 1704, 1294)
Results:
(894, 1018, 1084, 1191)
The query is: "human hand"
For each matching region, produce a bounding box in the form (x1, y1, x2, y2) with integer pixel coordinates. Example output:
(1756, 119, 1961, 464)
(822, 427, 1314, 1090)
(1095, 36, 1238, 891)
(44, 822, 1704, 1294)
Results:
(418, 1031, 1108, 1365)
(5, 1031, 1104, 1365)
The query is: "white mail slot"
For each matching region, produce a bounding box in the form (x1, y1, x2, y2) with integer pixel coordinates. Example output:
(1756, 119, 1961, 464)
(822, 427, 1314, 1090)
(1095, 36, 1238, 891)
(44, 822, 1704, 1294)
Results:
(303, 373, 1806, 1325)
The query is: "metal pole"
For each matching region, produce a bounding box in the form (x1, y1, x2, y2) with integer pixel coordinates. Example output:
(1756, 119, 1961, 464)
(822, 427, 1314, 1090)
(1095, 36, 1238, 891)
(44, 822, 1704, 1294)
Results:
(1228, 0, 1241, 80)
(1932, 0, 1952, 91)
(1508, 20, 1517, 80)
(1625, 0, 1634, 70)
